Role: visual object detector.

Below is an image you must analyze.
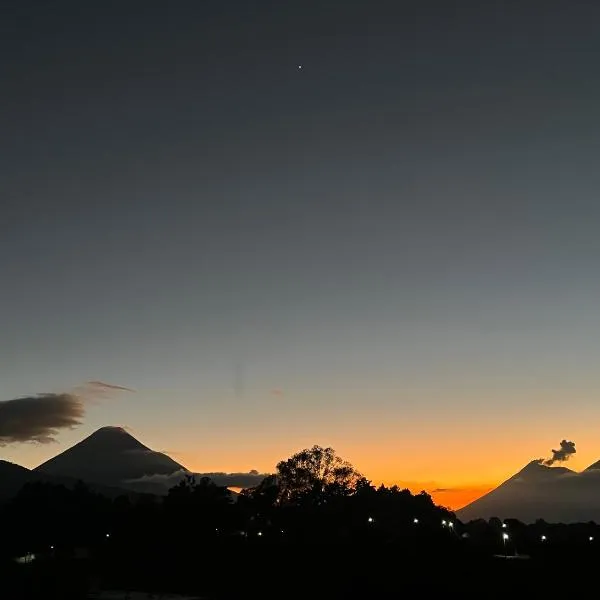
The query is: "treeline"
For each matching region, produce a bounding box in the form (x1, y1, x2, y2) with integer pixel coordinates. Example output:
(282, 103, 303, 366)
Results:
(6, 446, 599, 598)
(462, 516, 600, 557)
(0, 446, 455, 554)
(0, 446, 462, 598)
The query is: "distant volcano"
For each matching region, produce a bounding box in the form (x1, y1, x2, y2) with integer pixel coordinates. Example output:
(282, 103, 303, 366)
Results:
(34, 426, 187, 487)
(457, 459, 600, 523)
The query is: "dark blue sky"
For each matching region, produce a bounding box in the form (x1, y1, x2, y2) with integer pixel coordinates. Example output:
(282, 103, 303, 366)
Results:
(2, 1, 600, 491)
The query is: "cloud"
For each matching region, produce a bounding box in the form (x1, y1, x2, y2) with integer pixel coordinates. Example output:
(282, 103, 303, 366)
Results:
(544, 440, 576, 466)
(70, 380, 135, 404)
(125, 469, 270, 490)
(86, 380, 136, 393)
(0, 393, 85, 446)
(203, 470, 268, 488)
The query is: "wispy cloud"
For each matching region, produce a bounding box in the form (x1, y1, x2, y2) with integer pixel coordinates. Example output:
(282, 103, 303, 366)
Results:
(71, 380, 135, 404)
(86, 380, 136, 393)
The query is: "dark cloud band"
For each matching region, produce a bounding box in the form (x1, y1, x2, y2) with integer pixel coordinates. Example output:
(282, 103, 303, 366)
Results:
(0, 393, 84, 446)
(126, 469, 269, 490)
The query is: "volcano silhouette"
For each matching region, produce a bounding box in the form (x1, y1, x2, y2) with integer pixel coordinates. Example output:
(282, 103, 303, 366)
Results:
(34, 426, 187, 487)
(456, 459, 600, 523)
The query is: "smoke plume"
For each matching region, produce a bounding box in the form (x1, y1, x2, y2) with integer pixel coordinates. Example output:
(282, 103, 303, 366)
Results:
(544, 440, 576, 466)
(0, 393, 85, 446)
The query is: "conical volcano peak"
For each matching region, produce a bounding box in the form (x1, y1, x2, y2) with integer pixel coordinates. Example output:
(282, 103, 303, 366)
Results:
(34, 425, 186, 486)
(79, 426, 149, 452)
(512, 459, 574, 481)
(90, 425, 134, 437)
(90, 426, 140, 440)
(96, 426, 128, 434)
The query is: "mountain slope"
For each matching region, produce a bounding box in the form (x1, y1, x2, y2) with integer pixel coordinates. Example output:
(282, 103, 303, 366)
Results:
(34, 426, 187, 487)
(0, 459, 141, 502)
(0, 460, 37, 499)
(456, 460, 598, 523)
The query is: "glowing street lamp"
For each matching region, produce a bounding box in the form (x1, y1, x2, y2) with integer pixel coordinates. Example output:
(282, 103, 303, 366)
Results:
(413, 518, 419, 524)
(448, 521, 454, 529)
(502, 523, 507, 529)
(442, 520, 447, 526)
(367, 517, 374, 523)
(590, 536, 594, 542)
(541, 535, 547, 542)
(502, 532, 509, 557)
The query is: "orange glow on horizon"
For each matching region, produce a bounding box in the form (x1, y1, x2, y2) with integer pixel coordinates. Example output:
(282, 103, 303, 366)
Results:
(429, 485, 495, 510)
(228, 481, 492, 510)
(375, 480, 495, 511)
(11, 405, 600, 516)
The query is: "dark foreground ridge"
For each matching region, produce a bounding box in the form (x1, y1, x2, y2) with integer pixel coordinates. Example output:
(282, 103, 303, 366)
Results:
(1, 444, 598, 598)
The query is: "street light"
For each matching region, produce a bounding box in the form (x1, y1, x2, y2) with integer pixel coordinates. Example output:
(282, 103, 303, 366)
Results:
(502, 523, 507, 529)
(413, 518, 419, 524)
(541, 535, 547, 542)
(502, 532, 509, 558)
(448, 521, 454, 529)
(590, 536, 594, 542)
(442, 520, 447, 526)
(367, 517, 374, 523)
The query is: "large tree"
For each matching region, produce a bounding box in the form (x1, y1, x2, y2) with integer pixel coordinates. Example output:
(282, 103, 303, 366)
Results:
(275, 445, 362, 505)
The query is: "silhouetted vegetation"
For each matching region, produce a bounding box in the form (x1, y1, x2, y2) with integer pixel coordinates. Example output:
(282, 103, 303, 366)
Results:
(0, 445, 597, 598)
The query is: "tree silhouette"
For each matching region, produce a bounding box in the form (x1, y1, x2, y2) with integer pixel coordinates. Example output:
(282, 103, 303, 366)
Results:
(163, 473, 233, 538)
(275, 445, 362, 505)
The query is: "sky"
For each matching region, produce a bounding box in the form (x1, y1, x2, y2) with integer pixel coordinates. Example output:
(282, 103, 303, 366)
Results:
(2, 0, 600, 510)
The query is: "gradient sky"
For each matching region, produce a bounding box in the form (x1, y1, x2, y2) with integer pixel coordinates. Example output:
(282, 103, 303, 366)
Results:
(2, 1, 600, 509)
